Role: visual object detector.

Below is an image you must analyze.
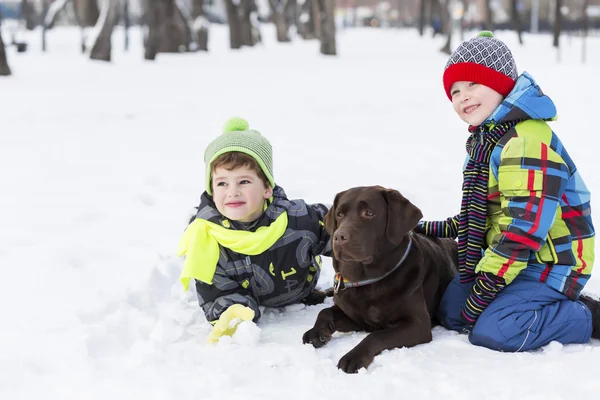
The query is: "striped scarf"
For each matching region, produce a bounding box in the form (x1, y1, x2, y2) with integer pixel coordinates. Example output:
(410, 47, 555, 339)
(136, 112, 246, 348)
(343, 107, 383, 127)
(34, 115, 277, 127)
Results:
(457, 121, 518, 283)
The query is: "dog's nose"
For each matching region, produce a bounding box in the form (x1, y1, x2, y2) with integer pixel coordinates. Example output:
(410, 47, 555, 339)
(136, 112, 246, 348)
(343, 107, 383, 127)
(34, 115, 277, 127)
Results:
(334, 230, 349, 243)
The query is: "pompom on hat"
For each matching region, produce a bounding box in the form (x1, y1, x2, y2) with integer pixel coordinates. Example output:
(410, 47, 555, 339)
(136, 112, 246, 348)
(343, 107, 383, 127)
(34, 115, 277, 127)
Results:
(443, 31, 518, 100)
(204, 117, 274, 195)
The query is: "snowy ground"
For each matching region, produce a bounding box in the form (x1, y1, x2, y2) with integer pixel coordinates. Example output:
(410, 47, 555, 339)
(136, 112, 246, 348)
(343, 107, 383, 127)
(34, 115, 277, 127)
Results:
(2, 24, 600, 399)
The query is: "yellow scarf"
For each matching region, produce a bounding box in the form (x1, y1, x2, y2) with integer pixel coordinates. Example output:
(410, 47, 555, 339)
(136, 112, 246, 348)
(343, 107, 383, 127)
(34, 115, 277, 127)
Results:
(177, 212, 288, 290)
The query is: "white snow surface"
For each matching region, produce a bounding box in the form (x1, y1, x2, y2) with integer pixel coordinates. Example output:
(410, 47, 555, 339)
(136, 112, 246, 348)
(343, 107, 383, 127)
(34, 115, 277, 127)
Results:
(2, 25, 600, 399)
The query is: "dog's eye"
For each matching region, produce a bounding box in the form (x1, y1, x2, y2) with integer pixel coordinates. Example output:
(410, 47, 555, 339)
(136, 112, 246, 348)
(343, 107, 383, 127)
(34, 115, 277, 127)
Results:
(363, 209, 374, 217)
(336, 211, 344, 218)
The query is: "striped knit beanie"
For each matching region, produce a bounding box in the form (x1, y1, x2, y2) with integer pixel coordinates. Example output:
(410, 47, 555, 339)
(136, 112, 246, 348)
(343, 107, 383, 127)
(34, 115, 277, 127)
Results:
(443, 31, 518, 100)
(204, 117, 274, 195)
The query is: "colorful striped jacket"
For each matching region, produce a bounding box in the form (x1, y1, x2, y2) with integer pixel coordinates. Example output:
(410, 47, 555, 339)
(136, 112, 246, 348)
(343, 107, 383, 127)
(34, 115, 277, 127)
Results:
(422, 72, 595, 300)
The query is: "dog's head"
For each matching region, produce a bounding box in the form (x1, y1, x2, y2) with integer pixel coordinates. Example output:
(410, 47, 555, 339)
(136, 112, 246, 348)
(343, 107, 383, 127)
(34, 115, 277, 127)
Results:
(324, 186, 423, 264)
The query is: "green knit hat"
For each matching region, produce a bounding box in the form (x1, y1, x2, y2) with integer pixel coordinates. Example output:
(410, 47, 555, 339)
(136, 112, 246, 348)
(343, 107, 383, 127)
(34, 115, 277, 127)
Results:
(204, 117, 274, 195)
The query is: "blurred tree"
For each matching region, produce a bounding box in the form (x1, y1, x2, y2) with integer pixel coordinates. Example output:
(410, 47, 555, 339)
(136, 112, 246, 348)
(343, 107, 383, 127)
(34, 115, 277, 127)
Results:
(483, 0, 493, 31)
(144, 0, 193, 59)
(123, 0, 130, 51)
(239, 0, 260, 46)
(459, 0, 467, 41)
(21, 0, 37, 30)
(224, 0, 260, 49)
(438, 0, 452, 54)
(191, 0, 209, 51)
(553, 0, 562, 48)
(89, 0, 119, 61)
(582, 0, 589, 62)
(418, 0, 429, 36)
(224, 0, 242, 48)
(313, 0, 335, 55)
(298, 0, 317, 39)
(0, 17, 11, 76)
(42, 0, 100, 53)
(510, 0, 523, 44)
(269, 0, 296, 42)
(74, 0, 101, 26)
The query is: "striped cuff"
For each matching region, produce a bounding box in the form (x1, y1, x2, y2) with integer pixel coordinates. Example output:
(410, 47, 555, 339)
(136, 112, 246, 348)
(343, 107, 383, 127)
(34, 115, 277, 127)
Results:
(417, 217, 458, 238)
(460, 272, 506, 325)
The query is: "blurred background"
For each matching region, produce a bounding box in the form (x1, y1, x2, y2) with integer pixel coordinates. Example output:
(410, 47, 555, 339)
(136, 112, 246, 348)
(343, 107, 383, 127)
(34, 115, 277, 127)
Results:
(2, 0, 600, 74)
(2, 4, 600, 397)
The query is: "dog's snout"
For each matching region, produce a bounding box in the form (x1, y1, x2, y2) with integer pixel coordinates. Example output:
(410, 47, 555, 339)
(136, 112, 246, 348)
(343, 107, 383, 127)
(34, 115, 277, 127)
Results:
(334, 230, 349, 243)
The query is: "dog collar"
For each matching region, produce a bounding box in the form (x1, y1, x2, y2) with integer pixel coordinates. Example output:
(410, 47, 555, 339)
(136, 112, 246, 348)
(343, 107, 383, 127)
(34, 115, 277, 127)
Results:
(333, 232, 414, 294)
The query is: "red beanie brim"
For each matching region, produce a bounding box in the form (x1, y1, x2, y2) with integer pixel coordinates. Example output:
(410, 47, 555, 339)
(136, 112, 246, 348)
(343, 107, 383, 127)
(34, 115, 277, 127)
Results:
(443, 62, 516, 100)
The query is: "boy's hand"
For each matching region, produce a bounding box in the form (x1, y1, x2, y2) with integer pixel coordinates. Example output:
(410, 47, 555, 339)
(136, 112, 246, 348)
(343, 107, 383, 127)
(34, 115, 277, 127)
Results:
(207, 304, 255, 343)
(459, 272, 506, 326)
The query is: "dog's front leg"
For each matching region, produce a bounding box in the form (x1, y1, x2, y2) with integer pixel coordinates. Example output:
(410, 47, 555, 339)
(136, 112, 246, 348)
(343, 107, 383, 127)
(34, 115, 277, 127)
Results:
(302, 305, 361, 348)
(337, 317, 432, 373)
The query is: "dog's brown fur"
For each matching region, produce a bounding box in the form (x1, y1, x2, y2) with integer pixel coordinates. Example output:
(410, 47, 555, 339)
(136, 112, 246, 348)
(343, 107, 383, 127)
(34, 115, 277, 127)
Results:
(302, 186, 457, 373)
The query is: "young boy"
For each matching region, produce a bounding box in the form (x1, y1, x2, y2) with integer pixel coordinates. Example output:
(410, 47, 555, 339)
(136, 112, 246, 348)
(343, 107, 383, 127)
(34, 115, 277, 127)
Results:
(177, 117, 331, 342)
(418, 31, 600, 351)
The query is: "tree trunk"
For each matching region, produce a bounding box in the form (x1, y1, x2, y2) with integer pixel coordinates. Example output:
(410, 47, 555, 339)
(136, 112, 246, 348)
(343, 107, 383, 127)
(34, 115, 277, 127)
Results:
(459, 0, 467, 41)
(298, 0, 316, 39)
(224, 0, 242, 49)
(311, 0, 321, 38)
(270, 0, 291, 42)
(123, 0, 130, 51)
(239, 0, 260, 47)
(163, 0, 192, 52)
(553, 0, 562, 48)
(144, 0, 160, 59)
(439, 0, 452, 55)
(43, 0, 71, 30)
(21, 0, 38, 30)
(143, 0, 190, 57)
(73, 0, 100, 27)
(418, 0, 428, 36)
(510, 0, 523, 45)
(581, 0, 588, 63)
(0, 19, 12, 76)
(191, 0, 209, 51)
(89, 0, 119, 61)
(314, 0, 335, 55)
(483, 0, 493, 31)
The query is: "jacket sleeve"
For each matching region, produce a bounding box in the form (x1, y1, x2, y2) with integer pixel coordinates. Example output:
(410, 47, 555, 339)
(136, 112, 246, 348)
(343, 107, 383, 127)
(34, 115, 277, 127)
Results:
(307, 202, 332, 257)
(461, 135, 569, 324)
(416, 215, 460, 238)
(195, 265, 261, 323)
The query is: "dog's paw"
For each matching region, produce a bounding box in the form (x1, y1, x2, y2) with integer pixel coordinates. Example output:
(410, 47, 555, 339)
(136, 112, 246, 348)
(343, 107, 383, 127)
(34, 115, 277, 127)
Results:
(337, 349, 373, 374)
(302, 328, 332, 348)
(300, 289, 329, 306)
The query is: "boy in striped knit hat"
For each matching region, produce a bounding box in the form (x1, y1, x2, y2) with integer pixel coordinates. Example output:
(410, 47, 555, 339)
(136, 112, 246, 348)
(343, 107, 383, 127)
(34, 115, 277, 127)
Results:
(177, 117, 332, 343)
(418, 31, 600, 351)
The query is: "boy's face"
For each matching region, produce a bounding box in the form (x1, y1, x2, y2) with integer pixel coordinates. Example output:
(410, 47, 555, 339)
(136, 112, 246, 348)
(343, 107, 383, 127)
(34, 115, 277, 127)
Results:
(211, 166, 273, 223)
(450, 81, 504, 127)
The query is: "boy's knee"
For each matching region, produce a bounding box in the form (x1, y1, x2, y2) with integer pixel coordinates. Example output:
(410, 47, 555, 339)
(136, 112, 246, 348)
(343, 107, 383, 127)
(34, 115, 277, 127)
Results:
(469, 325, 515, 352)
(469, 311, 521, 352)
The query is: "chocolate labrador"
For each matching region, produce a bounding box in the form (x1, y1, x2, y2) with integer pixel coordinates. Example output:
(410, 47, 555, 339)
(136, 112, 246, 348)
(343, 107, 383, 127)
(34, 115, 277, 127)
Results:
(302, 186, 457, 373)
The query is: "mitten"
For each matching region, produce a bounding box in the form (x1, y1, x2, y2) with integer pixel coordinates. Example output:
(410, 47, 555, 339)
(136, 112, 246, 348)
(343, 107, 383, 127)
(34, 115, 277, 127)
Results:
(460, 271, 506, 326)
(207, 304, 255, 343)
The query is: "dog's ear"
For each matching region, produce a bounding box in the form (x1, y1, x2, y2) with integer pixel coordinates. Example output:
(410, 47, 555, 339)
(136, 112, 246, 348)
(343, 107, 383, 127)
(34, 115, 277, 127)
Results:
(323, 190, 346, 235)
(381, 189, 423, 246)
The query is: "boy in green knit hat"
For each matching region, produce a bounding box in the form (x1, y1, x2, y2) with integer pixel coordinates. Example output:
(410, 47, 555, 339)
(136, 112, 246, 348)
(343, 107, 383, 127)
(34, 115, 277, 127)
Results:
(177, 117, 331, 343)
(418, 31, 600, 351)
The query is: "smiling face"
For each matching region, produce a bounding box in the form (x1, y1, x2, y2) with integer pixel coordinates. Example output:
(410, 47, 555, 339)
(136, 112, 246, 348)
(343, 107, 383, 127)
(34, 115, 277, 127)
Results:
(211, 166, 273, 223)
(450, 81, 504, 127)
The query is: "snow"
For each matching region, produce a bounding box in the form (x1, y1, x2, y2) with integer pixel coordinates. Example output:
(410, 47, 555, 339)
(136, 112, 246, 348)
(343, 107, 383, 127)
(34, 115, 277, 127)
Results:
(2, 24, 600, 399)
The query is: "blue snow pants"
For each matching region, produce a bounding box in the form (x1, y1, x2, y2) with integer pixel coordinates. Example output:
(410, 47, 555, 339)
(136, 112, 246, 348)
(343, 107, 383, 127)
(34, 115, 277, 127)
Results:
(437, 274, 592, 351)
